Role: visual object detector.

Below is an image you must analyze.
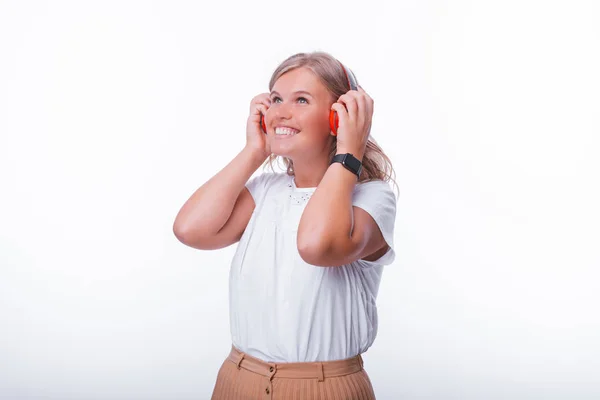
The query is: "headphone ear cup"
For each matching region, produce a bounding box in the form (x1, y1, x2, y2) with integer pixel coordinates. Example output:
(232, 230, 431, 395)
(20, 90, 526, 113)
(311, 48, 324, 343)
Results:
(261, 115, 267, 133)
(329, 110, 338, 136)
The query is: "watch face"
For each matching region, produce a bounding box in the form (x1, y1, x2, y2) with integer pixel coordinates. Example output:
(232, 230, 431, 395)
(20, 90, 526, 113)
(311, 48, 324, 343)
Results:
(344, 154, 362, 172)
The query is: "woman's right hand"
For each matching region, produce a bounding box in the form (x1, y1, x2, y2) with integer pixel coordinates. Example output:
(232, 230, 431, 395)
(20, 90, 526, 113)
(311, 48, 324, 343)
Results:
(245, 93, 272, 159)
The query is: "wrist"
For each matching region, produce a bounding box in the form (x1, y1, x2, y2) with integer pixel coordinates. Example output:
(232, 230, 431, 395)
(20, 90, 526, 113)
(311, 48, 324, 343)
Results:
(242, 146, 269, 165)
(335, 146, 365, 162)
(330, 153, 363, 179)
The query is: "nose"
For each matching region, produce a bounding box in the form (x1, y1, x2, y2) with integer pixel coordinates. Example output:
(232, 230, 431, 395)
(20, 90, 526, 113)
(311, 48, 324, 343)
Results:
(272, 101, 293, 121)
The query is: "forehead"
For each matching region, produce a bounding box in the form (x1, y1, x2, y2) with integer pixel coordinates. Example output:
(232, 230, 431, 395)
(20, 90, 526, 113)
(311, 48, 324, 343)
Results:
(272, 67, 329, 97)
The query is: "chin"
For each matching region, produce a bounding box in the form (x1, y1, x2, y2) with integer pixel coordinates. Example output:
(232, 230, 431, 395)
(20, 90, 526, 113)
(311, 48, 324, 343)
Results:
(270, 149, 295, 159)
(269, 140, 300, 159)
(269, 132, 330, 160)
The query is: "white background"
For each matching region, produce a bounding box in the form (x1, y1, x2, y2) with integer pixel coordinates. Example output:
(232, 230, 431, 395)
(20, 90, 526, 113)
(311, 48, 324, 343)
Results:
(1, 1, 599, 399)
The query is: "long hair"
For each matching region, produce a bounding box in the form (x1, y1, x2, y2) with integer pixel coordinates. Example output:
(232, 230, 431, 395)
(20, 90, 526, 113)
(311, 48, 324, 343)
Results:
(262, 51, 398, 197)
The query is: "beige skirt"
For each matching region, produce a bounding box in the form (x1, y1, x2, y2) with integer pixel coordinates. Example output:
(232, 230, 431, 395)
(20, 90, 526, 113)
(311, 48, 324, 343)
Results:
(210, 345, 377, 400)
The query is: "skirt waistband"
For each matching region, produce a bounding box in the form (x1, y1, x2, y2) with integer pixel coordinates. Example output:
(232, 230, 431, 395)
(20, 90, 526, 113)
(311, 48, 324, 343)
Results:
(227, 345, 364, 381)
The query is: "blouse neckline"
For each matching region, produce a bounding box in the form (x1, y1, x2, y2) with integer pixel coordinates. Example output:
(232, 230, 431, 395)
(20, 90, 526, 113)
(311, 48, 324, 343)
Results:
(291, 176, 316, 193)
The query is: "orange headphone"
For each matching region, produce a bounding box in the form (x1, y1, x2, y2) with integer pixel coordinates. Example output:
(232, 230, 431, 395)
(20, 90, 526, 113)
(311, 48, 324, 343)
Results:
(261, 60, 358, 136)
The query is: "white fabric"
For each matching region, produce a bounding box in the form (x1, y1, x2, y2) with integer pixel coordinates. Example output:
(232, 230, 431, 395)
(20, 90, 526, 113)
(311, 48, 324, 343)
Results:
(228, 172, 397, 362)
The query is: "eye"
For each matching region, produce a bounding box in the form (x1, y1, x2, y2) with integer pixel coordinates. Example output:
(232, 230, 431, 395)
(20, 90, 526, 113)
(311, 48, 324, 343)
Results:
(271, 96, 282, 103)
(297, 97, 308, 104)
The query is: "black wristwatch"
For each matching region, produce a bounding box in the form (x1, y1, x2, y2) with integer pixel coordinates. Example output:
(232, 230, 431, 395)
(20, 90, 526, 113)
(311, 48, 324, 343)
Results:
(330, 153, 363, 179)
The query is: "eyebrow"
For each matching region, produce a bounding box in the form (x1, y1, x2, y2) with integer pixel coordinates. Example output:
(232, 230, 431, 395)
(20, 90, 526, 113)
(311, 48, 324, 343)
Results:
(270, 90, 313, 98)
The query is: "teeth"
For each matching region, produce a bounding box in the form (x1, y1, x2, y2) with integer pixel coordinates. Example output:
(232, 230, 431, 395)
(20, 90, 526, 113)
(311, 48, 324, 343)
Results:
(275, 127, 299, 135)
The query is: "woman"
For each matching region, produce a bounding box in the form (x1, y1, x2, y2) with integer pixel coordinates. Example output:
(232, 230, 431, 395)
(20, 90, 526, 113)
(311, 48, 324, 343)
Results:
(173, 51, 398, 399)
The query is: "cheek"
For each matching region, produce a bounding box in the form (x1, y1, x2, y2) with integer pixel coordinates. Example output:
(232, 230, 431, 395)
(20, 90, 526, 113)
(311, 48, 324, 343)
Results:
(300, 108, 330, 131)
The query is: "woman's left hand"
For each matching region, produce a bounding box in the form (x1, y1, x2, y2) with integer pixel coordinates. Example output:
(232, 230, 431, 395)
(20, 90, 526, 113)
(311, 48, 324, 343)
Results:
(330, 85, 374, 159)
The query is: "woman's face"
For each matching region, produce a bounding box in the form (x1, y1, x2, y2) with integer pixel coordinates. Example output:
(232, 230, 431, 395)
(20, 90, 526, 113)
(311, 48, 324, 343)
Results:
(265, 67, 335, 160)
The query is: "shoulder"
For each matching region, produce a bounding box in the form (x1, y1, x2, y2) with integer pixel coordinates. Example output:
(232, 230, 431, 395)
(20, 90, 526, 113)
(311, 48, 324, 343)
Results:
(352, 179, 398, 267)
(247, 171, 290, 187)
(352, 179, 397, 211)
(246, 172, 290, 201)
(354, 178, 395, 194)
(352, 179, 397, 247)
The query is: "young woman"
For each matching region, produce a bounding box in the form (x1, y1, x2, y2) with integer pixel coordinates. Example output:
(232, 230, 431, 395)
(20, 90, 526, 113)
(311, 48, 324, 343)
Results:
(173, 51, 398, 399)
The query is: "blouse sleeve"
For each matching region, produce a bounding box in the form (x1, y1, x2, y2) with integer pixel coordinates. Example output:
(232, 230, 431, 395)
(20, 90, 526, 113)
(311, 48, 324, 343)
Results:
(351, 179, 398, 267)
(245, 172, 274, 205)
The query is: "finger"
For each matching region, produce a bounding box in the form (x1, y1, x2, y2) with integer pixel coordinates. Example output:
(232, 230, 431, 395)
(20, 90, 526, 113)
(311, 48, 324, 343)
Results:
(337, 93, 358, 121)
(353, 91, 368, 120)
(352, 89, 374, 124)
(331, 103, 348, 130)
(356, 86, 373, 110)
(260, 98, 272, 108)
(252, 93, 272, 107)
(344, 91, 367, 125)
(260, 93, 272, 105)
(254, 104, 268, 118)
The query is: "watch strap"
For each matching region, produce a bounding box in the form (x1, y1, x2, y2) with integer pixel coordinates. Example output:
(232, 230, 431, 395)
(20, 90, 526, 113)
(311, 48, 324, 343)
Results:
(330, 153, 362, 178)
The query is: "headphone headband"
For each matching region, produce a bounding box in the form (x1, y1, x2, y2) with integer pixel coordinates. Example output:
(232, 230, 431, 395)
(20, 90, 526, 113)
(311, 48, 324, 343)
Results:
(338, 60, 358, 91)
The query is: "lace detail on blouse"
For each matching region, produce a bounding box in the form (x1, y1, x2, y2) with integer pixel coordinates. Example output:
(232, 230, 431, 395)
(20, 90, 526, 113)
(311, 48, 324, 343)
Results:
(289, 191, 313, 205)
(287, 178, 314, 206)
(287, 181, 314, 206)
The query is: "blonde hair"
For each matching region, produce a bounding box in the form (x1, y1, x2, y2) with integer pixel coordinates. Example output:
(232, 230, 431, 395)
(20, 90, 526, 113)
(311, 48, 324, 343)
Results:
(262, 51, 398, 197)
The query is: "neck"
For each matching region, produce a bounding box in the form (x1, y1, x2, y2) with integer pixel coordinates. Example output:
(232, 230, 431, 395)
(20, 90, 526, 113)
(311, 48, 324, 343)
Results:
(289, 149, 333, 189)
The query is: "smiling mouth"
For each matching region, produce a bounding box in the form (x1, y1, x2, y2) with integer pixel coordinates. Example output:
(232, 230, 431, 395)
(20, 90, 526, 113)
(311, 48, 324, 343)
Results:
(274, 127, 300, 136)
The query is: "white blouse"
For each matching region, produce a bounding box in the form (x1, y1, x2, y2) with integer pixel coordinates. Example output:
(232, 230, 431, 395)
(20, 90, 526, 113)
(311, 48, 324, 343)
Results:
(228, 172, 397, 362)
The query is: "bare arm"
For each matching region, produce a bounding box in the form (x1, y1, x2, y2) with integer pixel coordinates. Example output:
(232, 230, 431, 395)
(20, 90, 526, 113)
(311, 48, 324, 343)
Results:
(173, 146, 267, 250)
(297, 158, 389, 267)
